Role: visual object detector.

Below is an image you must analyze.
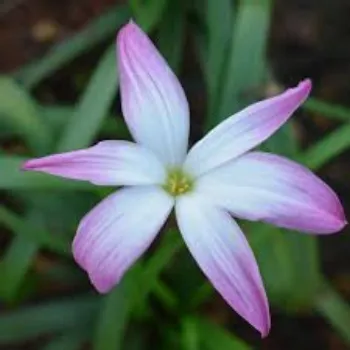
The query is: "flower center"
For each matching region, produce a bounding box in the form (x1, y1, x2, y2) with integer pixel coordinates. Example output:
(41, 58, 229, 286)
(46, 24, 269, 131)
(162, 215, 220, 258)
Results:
(163, 168, 194, 197)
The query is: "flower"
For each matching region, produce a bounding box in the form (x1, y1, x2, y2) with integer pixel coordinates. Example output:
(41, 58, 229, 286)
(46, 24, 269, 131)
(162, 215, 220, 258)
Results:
(22, 21, 346, 337)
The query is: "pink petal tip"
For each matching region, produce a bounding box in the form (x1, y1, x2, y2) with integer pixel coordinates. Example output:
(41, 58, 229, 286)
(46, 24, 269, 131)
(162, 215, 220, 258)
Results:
(21, 160, 37, 171)
(117, 20, 141, 44)
(297, 78, 312, 95)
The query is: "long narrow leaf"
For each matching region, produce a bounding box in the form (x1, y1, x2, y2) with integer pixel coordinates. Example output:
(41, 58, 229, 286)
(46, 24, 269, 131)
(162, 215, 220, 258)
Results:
(13, 5, 129, 89)
(129, 0, 168, 31)
(181, 317, 200, 350)
(215, 0, 271, 122)
(304, 98, 350, 122)
(157, 0, 186, 72)
(0, 206, 70, 255)
(42, 333, 86, 350)
(56, 45, 117, 152)
(194, 317, 251, 350)
(315, 281, 350, 345)
(0, 296, 98, 344)
(40, 105, 128, 139)
(0, 236, 37, 301)
(94, 230, 181, 350)
(0, 77, 51, 154)
(301, 122, 350, 170)
(204, 0, 233, 128)
(93, 266, 142, 350)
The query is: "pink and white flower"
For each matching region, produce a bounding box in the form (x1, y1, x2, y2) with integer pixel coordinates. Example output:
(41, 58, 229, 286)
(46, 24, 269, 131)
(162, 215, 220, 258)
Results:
(22, 22, 346, 336)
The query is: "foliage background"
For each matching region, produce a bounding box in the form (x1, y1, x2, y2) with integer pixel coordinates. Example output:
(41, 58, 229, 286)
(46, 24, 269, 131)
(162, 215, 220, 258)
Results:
(0, 0, 349, 349)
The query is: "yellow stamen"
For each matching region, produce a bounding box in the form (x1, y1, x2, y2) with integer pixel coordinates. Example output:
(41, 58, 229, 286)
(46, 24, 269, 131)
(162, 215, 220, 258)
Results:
(163, 168, 193, 196)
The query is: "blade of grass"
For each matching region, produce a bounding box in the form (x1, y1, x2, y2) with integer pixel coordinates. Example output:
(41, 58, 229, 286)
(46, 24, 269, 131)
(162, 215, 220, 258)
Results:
(138, 230, 181, 296)
(56, 44, 118, 152)
(0, 206, 70, 302)
(261, 122, 298, 157)
(0, 205, 70, 255)
(152, 279, 178, 313)
(304, 97, 350, 122)
(204, 0, 233, 128)
(300, 122, 350, 170)
(181, 317, 199, 350)
(93, 266, 142, 350)
(42, 333, 86, 350)
(215, 0, 271, 123)
(281, 231, 321, 307)
(157, 0, 186, 72)
(40, 105, 129, 139)
(0, 296, 98, 344)
(13, 5, 129, 89)
(129, 0, 168, 31)
(134, 229, 182, 312)
(315, 281, 350, 345)
(249, 225, 296, 307)
(194, 317, 251, 350)
(94, 230, 181, 350)
(0, 77, 51, 154)
(0, 236, 37, 302)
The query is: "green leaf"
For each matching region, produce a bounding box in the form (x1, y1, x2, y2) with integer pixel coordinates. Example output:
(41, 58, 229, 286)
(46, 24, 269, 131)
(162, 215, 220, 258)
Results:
(93, 266, 142, 350)
(0, 236, 37, 302)
(215, 0, 271, 123)
(188, 281, 213, 309)
(41, 261, 86, 287)
(181, 317, 200, 350)
(129, 0, 169, 31)
(13, 5, 129, 89)
(0, 77, 51, 154)
(39, 105, 73, 143)
(56, 44, 118, 152)
(135, 230, 182, 312)
(42, 333, 85, 350)
(0, 296, 98, 344)
(261, 122, 298, 157)
(157, 0, 186, 72)
(194, 317, 251, 350)
(152, 279, 178, 313)
(300, 122, 350, 170)
(40, 105, 129, 140)
(94, 231, 181, 350)
(0, 205, 70, 255)
(0, 205, 71, 302)
(138, 230, 182, 298)
(304, 97, 350, 122)
(248, 225, 295, 306)
(280, 232, 320, 306)
(204, 0, 234, 128)
(0, 156, 93, 191)
(315, 281, 350, 345)
(250, 216, 320, 309)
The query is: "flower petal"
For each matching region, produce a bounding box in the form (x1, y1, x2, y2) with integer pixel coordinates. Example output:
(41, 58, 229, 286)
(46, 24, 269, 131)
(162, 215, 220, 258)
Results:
(117, 21, 189, 166)
(73, 186, 174, 293)
(22, 140, 166, 186)
(175, 193, 270, 336)
(196, 151, 346, 233)
(184, 80, 311, 176)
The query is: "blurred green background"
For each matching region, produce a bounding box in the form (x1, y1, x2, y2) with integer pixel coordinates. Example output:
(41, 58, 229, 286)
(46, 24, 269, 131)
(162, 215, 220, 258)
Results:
(0, 0, 350, 349)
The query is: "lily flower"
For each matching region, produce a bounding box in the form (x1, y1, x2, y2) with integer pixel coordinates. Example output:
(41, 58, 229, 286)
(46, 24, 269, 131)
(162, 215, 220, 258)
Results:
(22, 22, 346, 336)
